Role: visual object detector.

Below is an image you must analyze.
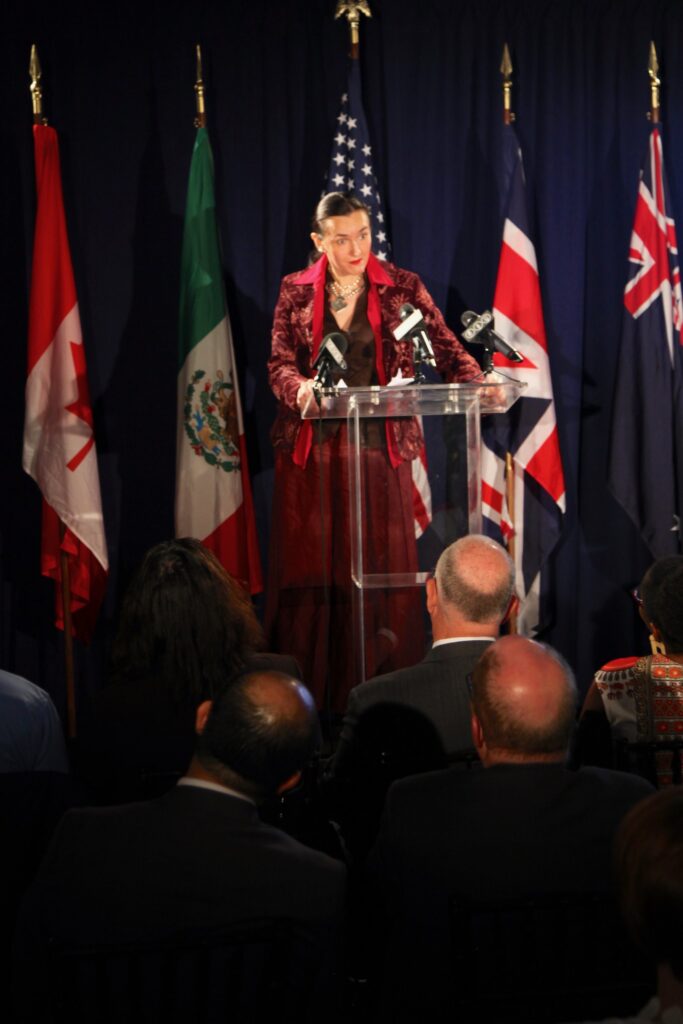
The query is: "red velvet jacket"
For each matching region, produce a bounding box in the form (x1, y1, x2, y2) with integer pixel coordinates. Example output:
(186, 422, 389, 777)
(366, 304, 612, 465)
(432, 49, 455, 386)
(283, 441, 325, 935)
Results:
(268, 252, 480, 466)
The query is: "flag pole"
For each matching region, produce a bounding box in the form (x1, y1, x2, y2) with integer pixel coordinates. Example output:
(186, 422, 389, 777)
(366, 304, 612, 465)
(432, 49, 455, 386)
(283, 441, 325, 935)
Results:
(648, 41, 660, 125)
(500, 44, 518, 634)
(29, 45, 78, 737)
(335, 0, 371, 60)
(647, 42, 680, 551)
(194, 44, 206, 127)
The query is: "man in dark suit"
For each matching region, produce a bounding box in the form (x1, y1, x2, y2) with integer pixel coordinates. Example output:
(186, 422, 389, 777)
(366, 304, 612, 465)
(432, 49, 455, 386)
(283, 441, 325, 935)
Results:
(324, 535, 515, 857)
(331, 534, 515, 766)
(14, 670, 346, 1020)
(372, 636, 654, 1015)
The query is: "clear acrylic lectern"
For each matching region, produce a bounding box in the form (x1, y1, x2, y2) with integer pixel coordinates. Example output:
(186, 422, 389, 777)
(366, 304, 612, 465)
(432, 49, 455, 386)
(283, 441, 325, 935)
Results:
(302, 379, 524, 687)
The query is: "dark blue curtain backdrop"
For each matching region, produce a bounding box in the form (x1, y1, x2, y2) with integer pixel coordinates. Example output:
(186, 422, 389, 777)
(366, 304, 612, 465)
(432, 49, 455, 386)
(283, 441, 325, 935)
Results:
(1, 0, 679, 719)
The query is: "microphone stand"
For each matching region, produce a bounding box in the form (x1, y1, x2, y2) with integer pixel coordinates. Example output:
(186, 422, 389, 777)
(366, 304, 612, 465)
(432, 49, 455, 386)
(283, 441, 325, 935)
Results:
(411, 337, 428, 385)
(469, 335, 520, 383)
(312, 359, 338, 406)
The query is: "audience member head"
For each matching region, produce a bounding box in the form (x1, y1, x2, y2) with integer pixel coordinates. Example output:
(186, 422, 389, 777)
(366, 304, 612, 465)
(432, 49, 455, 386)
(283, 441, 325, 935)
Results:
(639, 555, 683, 655)
(470, 635, 577, 765)
(427, 534, 515, 639)
(194, 670, 320, 802)
(110, 538, 264, 708)
(616, 788, 683, 1000)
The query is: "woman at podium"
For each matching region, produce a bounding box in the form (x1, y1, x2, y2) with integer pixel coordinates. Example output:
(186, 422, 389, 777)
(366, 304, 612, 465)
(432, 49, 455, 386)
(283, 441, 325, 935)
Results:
(266, 192, 479, 714)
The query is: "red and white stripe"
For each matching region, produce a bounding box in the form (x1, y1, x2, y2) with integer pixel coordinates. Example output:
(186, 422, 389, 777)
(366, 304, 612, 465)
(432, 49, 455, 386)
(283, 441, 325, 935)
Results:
(411, 420, 432, 538)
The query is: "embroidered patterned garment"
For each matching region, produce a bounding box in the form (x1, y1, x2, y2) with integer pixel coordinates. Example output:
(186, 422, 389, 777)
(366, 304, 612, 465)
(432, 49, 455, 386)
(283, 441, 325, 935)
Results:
(595, 654, 683, 786)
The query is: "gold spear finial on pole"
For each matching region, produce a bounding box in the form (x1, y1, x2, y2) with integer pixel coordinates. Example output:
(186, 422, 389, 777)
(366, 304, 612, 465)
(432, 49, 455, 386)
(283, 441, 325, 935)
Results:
(500, 43, 515, 124)
(335, 0, 372, 60)
(648, 41, 660, 124)
(29, 44, 47, 125)
(194, 44, 206, 128)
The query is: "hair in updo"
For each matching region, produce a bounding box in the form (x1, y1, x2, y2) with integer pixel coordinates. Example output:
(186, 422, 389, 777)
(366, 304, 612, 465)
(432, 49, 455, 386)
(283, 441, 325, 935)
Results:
(310, 192, 371, 260)
(109, 538, 265, 709)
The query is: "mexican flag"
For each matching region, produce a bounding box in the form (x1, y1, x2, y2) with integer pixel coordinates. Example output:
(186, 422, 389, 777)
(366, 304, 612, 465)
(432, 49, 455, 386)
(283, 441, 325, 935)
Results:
(175, 127, 262, 593)
(22, 124, 108, 643)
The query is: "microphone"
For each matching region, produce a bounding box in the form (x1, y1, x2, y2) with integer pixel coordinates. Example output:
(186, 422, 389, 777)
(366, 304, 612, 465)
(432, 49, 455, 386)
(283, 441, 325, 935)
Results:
(393, 303, 436, 367)
(460, 309, 523, 363)
(312, 332, 348, 388)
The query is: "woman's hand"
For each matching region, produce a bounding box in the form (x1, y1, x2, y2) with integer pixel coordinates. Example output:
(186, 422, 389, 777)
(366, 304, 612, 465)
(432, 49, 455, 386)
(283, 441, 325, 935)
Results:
(296, 379, 316, 412)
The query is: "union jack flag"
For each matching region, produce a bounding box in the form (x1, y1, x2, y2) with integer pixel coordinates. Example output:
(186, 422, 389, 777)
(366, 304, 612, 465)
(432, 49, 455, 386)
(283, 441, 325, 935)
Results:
(324, 60, 431, 537)
(608, 126, 683, 558)
(481, 126, 565, 634)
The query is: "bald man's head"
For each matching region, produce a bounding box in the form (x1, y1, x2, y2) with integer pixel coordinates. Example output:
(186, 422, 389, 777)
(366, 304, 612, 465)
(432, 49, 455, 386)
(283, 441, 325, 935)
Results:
(470, 635, 577, 763)
(196, 671, 319, 800)
(431, 535, 514, 633)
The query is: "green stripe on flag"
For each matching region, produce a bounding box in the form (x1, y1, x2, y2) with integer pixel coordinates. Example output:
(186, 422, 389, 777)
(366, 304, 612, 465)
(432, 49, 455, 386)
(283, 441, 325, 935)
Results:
(179, 127, 226, 363)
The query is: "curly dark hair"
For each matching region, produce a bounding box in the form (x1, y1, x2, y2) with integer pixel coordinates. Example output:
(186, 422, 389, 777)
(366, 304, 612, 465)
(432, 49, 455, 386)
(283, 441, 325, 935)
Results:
(640, 555, 683, 653)
(110, 539, 265, 708)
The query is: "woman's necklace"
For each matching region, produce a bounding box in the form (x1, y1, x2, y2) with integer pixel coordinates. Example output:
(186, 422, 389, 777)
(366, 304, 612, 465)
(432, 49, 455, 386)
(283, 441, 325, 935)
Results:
(328, 275, 365, 312)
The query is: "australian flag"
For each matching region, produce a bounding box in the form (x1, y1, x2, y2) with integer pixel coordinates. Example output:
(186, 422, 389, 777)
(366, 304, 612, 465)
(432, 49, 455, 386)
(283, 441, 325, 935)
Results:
(608, 126, 683, 558)
(324, 59, 432, 536)
(481, 126, 566, 634)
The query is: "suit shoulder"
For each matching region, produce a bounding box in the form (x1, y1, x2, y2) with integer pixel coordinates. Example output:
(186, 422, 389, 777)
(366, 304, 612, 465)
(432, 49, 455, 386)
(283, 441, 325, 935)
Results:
(352, 662, 425, 707)
(258, 819, 346, 877)
(576, 765, 654, 799)
(387, 765, 461, 804)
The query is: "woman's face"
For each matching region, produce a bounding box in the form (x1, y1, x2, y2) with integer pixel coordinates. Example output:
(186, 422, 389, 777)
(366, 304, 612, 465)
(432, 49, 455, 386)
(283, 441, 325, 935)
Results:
(312, 209, 372, 280)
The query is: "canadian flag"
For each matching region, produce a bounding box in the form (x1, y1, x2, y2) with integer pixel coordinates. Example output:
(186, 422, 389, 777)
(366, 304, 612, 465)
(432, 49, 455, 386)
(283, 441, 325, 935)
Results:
(22, 124, 108, 642)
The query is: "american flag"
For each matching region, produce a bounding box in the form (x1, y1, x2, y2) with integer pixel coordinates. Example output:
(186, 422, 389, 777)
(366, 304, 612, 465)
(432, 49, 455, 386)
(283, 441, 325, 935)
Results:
(481, 126, 565, 634)
(608, 126, 683, 557)
(324, 59, 431, 536)
(325, 60, 390, 260)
